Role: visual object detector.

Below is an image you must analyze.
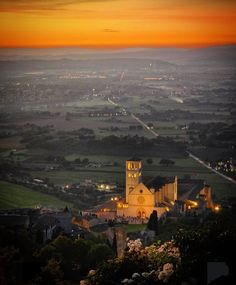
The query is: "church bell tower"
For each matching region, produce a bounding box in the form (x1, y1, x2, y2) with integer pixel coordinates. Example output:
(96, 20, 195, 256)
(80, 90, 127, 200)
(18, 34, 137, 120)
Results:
(126, 159, 142, 203)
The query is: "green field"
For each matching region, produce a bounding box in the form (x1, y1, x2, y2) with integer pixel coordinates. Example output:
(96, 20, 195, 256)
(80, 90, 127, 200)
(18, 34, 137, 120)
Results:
(144, 162, 236, 199)
(0, 181, 72, 210)
(31, 169, 124, 185)
(1, 94, 235, 202)
(31, 156, 236, 199)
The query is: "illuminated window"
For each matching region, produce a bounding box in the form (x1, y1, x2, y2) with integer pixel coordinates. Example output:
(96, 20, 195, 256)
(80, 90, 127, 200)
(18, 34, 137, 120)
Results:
(117, 203, 123, 208)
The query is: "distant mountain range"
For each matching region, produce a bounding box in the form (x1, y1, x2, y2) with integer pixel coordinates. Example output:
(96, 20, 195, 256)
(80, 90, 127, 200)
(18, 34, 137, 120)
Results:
(0, 45, 236, 66)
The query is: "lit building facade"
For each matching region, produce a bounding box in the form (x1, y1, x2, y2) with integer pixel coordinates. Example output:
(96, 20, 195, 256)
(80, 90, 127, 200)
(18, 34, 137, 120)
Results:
(117, 158, 178, 219)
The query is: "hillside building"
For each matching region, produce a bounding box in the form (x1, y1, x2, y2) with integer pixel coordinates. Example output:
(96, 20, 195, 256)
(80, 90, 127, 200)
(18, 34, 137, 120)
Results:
(117, 158, 177, 219)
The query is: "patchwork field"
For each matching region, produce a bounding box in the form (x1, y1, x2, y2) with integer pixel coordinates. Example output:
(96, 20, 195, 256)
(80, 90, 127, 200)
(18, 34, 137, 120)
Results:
(1, 51, 235, 211)
(31, 156, 236, 199)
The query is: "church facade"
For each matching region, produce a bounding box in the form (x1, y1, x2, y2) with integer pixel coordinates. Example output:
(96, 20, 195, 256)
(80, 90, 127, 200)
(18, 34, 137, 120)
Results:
(117, 158, 177, 219)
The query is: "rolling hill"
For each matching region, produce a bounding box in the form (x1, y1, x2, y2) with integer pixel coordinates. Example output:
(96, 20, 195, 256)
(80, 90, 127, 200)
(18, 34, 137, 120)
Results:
(0, 180, 71, 210)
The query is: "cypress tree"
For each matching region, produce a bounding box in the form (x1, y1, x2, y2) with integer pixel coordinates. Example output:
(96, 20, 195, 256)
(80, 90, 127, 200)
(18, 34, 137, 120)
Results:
(112, 230, 117, 256)
(147, 210, 158, 234)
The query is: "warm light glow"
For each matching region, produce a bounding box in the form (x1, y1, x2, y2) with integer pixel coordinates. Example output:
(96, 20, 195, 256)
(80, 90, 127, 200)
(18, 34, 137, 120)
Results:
(117, 203, 123, 209)
(0, 0, 236, 48)
(187, 200, 198, 208)
(214, 205, 220, 211)
(117, 202, 128, 209)
(103, 208, 110, 212)
(111, 197, 118, 201)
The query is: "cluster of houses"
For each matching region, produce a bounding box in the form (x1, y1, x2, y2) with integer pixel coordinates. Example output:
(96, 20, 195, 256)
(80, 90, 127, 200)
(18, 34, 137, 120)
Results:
(0, 158, 220, 252)
(211, 158, 236, 174)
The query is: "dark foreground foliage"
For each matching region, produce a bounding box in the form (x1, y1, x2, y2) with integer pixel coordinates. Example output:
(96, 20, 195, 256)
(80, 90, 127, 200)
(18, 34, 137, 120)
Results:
(0, 204, 236, 285)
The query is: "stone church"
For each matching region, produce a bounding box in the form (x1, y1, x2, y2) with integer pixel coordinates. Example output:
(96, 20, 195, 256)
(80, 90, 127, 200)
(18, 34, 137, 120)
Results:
(117, 158, 177, 219)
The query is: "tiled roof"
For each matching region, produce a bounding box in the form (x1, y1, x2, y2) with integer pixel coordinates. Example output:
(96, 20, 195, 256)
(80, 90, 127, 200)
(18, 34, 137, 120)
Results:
(127, 157, 141, 162)
(33, 215, 58, 230)
(177, 179, 205, 201)
(145, 176, 175, 190)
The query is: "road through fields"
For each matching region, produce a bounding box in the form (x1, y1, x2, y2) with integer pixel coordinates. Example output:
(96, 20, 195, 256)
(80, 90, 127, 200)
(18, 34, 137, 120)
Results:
(107, 97, 236, 186)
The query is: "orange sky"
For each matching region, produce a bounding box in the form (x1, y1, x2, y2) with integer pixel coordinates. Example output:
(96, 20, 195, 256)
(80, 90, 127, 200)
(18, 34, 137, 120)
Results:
(0, 0, 236, 48)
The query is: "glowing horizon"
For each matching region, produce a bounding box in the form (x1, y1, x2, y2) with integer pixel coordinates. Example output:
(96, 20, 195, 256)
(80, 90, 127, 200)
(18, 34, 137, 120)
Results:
(0, 0, 236, 48)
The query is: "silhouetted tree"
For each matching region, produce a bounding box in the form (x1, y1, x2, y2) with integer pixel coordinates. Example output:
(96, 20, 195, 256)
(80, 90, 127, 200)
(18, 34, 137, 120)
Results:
(41, 258, 64, 285)
(74, 157, 81, 164)
(146, 158, 153, 165)
(82, 158, 89, 164)
(159, 158, 175, 166)
(63, 206, 69, 213)
(112, 231, 117, 256)
(147, 210, 158, 234)
(87, 244, 114, 268)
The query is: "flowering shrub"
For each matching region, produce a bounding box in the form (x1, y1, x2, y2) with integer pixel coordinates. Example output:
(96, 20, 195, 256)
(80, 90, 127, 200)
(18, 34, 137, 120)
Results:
(143, 240, 181, 269)
(158, 263, 174, 283)
(84, 239, 181, 285)
(127, 238, 143, 253)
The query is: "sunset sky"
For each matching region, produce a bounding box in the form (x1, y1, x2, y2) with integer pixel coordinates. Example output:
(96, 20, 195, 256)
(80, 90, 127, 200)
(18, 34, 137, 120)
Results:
(0, 0, 236, 48)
